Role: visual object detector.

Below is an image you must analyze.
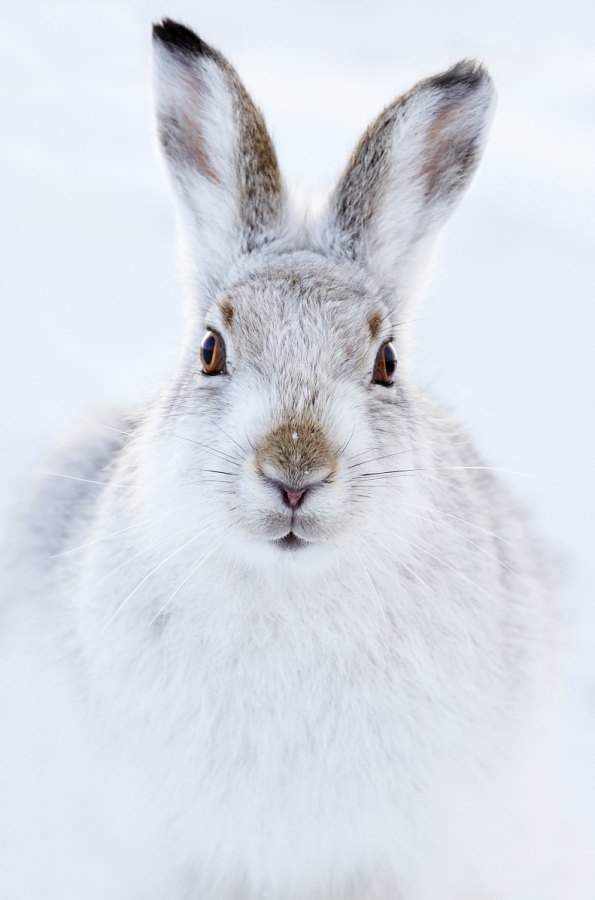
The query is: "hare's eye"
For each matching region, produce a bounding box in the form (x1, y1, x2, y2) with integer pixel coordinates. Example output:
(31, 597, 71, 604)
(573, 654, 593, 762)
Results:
(374, 342, 397, 385)
(200, 331, 225, 375)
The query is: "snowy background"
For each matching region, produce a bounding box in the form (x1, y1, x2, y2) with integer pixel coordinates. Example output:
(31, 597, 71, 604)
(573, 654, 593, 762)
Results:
(1, 0, 593, 789)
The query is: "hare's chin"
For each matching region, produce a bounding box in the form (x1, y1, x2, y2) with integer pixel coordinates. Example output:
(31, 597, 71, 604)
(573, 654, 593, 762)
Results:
(273, 532, 309, 552)
(230, 529, 334, 572)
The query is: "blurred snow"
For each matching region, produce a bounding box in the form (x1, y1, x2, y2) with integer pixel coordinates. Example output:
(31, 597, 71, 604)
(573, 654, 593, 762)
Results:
(0, 0, 594, 789)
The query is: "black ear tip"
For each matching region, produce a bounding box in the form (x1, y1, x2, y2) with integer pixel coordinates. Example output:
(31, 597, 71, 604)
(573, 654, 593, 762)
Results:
(433, 59, 493, 93)
(152, 18, 214, 60)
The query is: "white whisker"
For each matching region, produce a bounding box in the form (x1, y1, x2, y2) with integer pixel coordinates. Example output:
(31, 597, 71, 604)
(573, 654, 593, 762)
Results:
(401, 509, 528, 586)
(398, 500, 517, 548)
(349, 543, 387, 625)
(35, 470, 169, 492)
(94, 522, 202, 587)
(390, 523, 493, 599)
(72, 415, 134, 439)
(50, 509, 174, 558)
(148, 536, 226, 626)
(372, 535, 436, 595)
(99, 529, 211, 634)
(358, 465, 542, 483)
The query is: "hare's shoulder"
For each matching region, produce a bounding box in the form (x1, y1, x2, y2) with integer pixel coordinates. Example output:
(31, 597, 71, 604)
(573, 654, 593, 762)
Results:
(3, 410, 130, 571)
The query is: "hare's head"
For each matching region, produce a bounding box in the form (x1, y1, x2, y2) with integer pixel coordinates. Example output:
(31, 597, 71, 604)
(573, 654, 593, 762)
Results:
(146, 20, 495, 569)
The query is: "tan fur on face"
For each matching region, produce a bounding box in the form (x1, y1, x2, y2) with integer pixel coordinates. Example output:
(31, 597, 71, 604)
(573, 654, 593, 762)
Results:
(368, 311, 384, 341)
(255, 414, 338, 487)
(219, 299, 234, 328)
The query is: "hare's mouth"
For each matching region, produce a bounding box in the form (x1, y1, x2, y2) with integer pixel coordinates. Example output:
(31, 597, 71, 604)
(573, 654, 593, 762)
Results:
(274, 531, 307, 551)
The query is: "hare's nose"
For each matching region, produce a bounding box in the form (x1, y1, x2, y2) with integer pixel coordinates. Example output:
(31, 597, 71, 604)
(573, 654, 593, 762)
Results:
(265, 478, 317, 509)
(283, 487, 305, 508)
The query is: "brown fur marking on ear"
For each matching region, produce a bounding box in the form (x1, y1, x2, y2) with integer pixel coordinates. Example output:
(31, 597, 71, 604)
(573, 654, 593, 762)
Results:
(242, 105, 281, 199)
(333, 104, 395, 255)
(368, 311, 384, 341)
(421, 102, 478, 200)
(236, 87, 283, 247)
(206, 54, 282, 248)
(159, 66, 220, 184)
(255, 415, 338, 486)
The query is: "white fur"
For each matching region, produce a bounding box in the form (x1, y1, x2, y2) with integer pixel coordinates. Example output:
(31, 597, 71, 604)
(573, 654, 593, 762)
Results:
(0, 24, 592, 900)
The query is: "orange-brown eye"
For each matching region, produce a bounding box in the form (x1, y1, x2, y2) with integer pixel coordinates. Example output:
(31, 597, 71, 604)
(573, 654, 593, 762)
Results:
(200, 331, 225, 375)
(374, 342, 397, 385)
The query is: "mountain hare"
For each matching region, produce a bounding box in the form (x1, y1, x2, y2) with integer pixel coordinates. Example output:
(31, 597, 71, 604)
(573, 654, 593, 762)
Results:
(0, 18, 591, 900)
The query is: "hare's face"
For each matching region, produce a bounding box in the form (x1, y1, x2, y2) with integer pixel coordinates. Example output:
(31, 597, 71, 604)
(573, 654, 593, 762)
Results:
(149, 22, 495, 568)
(165, 253, 409, 565)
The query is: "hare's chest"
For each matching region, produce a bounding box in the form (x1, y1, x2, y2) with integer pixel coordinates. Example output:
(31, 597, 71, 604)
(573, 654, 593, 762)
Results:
(92, 594, 487, 799)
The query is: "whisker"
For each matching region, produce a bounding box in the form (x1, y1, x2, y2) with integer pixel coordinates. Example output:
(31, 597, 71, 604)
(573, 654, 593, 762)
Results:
(148, 536, 226, 626)
(212, 422, 250, 457)
(372, 535, 436, 595)
(99, 529, 211, 634)
(72, 415, 134, 439)
(158, 430, 242, 466)
(119, 448, 188, 486)
(344, 444, 383, 464)
(398, 501, 516, 548)
(75, 411, 245, 473)
(50, 509, 174, 558)
(220, 546, 236, 589)
(348, 447, 418, 470)
(193, 479, 236, 487)
(349, 543, 387, 625)
(34, 470, 166, 492)
(347, 435, 472, 471)
(337, 420, 356, 457)
(400, 509, 528, 586)
(355, 472, 415, 482)
(107, 495, 171, 518)
(244, 429, 256, 452)
(94, 522, 202, 587)
(358, 465, 539, 479)
(390, 524, 493, 599)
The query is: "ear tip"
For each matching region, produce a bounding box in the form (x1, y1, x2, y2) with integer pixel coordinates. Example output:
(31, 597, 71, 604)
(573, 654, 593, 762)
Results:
(432, 59, 495, 98)
(152, 18, 214, 60)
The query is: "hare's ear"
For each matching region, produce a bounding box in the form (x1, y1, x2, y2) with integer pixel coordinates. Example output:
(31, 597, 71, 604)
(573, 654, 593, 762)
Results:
(318, 61, 495, 308)
(152, 20, 284, 298)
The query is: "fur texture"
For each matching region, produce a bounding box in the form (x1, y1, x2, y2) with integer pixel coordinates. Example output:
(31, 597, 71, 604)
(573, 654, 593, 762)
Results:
(1, 19, 592, 900)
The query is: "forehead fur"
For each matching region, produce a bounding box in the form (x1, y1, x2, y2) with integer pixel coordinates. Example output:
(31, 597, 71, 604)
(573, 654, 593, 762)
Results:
(211, 252, 387, 363)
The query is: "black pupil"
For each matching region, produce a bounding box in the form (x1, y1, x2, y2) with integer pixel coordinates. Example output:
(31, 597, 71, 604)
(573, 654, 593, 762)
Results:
(383, 343, 397, 378)
(202, 334, 216, 366)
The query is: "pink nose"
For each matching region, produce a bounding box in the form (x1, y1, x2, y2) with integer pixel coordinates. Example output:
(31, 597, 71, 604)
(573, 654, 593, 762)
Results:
(284, 488, 305, 508)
